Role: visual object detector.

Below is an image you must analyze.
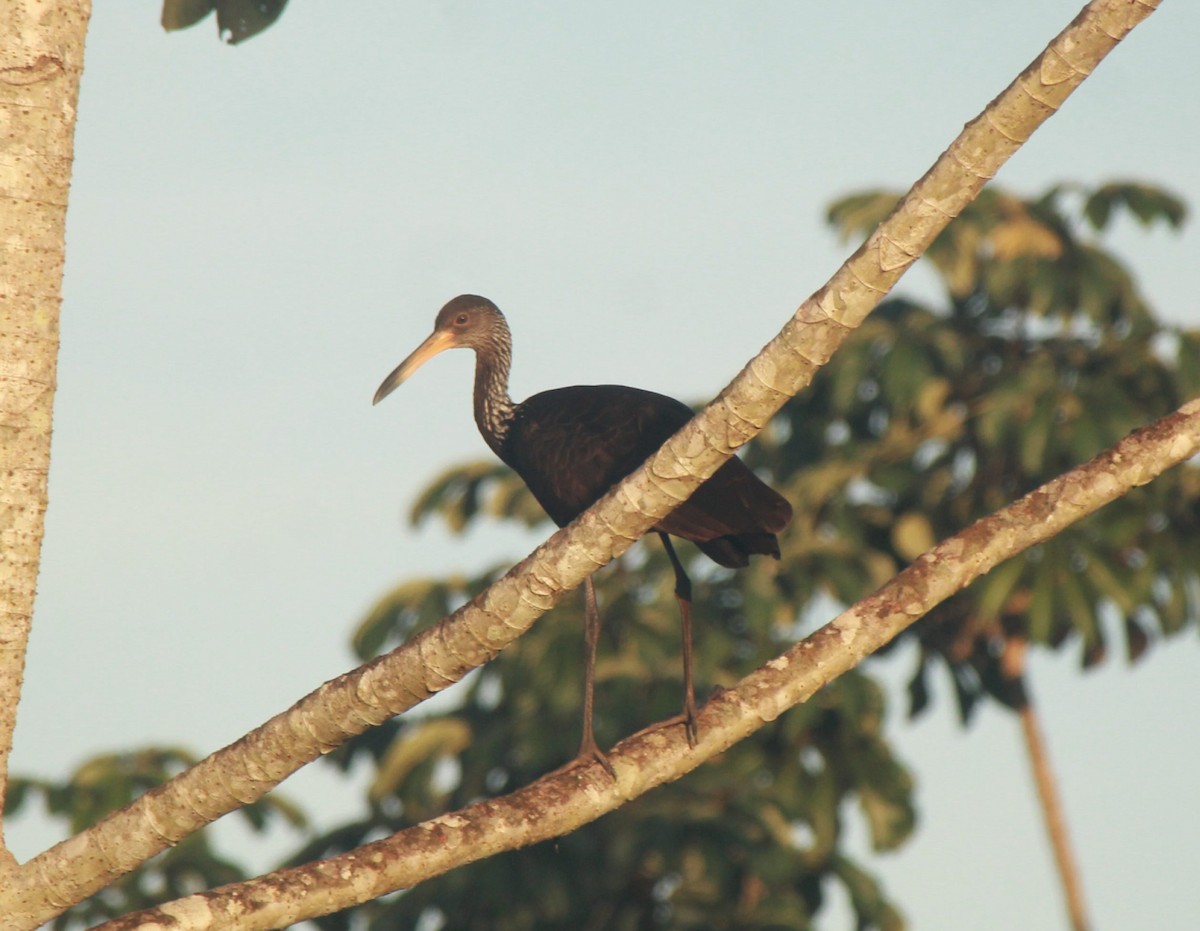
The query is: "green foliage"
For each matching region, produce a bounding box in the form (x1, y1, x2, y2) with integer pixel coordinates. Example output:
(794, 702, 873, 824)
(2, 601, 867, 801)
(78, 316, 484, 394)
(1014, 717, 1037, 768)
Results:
(1078, 181, 1187, 231)
(409, 461, 544, 532)
(5, 749, 305, 929)
(308, 180, 1195, 929)
(815, 179, 1197, 719)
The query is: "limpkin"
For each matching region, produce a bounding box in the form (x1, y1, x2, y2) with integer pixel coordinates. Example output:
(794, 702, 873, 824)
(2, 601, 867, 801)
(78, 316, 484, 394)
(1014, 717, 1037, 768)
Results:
(374, 294, 792, 773)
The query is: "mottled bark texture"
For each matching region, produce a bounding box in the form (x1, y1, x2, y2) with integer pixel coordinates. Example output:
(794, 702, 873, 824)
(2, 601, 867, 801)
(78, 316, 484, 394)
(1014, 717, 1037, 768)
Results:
(0, 0, 91, 875)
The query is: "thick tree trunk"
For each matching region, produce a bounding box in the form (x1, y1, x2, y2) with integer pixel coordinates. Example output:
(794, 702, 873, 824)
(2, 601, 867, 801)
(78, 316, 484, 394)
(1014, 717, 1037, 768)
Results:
(0, 0, 91, 871)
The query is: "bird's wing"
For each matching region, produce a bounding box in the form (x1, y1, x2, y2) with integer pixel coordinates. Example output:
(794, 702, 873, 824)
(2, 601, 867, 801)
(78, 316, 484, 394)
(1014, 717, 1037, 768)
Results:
(502, 385, 693, 527)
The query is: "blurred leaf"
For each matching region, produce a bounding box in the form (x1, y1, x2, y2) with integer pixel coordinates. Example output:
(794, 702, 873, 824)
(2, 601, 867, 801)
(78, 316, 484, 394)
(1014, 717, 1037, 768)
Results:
(1085, 181, 1187, 231)
(160, 0, 212, 30)
(906, 656, 931, 718)
(974, 557, 1028, 625)
(891, 513, 936, 563)
(879, 341, 931, 411)
(1177, 331, 1200, 399)
(353, 577, 459, 659)
(410, 461, 546, 532)
(161, 0, 289, 44)
(409, 461, 501, 532)
(858, 775, 915, 853)
(1026, 556, 1057, 645)
(1083, 555, 1136, 616)
(1018, 394, 1054, 475)
(370, 718, 472, 802)
(826, 192, 900, 242)
(1060, 558, 1100, 652)
(913, 377, 953, 425)
(832, 855, 906, 931)
(988, 216, 1063, 260)
(1124, 615, 1150, 663)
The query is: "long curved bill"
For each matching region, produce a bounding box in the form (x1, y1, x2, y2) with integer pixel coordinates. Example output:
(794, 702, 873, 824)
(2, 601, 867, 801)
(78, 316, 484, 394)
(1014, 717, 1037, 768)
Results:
(372, 329, 459, 405)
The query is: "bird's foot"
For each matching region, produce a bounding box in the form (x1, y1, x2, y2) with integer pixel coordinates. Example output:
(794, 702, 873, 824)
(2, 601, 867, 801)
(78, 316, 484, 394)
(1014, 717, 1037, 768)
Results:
(549, 736, 616, 780)
(627, 708, 699, 747)
(683, 694, 700, 747)
(630, 686, 726, 748)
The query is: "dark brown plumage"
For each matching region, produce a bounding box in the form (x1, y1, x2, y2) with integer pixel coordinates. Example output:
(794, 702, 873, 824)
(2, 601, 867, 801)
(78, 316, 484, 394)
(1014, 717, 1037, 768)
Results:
(374, 294, 791, 773)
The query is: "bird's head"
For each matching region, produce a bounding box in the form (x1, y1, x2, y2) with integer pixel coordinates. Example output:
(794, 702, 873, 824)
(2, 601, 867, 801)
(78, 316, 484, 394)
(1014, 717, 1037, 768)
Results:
(373, 295, 510, 405)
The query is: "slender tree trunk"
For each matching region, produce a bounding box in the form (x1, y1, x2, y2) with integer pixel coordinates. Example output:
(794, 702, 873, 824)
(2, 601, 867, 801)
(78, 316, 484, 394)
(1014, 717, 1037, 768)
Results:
(0, 0, 92, 871)
(1004, 638, 1091, 931)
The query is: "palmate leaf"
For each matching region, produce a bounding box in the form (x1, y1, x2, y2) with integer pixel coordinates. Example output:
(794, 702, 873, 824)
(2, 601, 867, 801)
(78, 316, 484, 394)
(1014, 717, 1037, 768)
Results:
(1083, 181, 1187, 231)
(409, 461, 544, 531)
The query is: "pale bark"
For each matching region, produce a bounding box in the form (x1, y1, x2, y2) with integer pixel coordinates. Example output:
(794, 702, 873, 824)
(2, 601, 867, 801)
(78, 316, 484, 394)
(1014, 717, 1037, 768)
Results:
(94, 399, 1200, 930)
(0, 0, 1162, 926)
(0, 0, 91, 873)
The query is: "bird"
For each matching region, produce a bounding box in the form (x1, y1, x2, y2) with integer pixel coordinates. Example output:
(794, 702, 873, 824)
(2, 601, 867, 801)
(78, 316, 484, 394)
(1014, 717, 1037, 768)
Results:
(373, 294, 792, 774)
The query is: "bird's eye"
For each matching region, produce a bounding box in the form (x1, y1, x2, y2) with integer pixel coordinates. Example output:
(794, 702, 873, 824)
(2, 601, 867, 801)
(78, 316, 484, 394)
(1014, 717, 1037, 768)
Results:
(455, 313, 469, 326)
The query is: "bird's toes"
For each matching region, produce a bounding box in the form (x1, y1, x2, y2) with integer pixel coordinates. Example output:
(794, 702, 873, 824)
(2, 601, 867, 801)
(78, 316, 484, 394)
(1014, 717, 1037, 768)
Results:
(625, 709, 701, 748)
(549, 738, 616, 781)
(683, 697, 701, 748)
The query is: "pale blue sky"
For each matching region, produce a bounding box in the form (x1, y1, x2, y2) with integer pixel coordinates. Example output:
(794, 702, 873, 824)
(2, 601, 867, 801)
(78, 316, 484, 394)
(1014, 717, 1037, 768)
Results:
(11, 3, 1200, 929)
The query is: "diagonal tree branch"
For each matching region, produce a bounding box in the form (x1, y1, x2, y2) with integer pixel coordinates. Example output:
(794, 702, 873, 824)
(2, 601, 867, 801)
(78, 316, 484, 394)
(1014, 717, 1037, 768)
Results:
(0, 0, 91, 872)
(0, 0, 1160, 926)
(95, 398, 1200, 931)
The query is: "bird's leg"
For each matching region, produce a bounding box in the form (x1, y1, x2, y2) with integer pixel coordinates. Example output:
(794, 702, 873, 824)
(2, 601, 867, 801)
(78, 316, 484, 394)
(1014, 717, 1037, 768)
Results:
(573, 575, 616, 777)
(659, 533, 699, 747)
